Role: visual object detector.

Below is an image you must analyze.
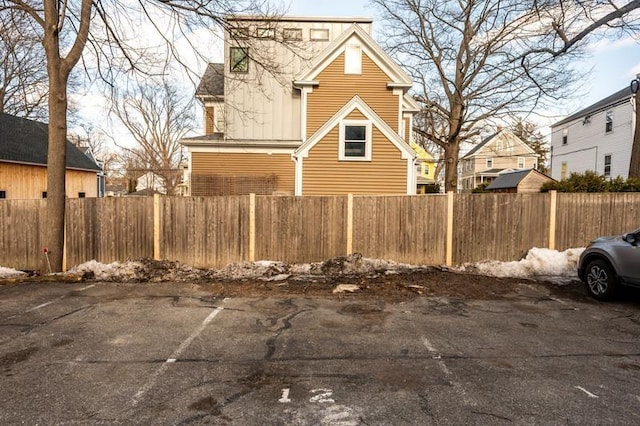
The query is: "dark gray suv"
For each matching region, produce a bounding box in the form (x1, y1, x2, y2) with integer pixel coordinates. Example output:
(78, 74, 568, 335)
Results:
(578, 227, 640, 300)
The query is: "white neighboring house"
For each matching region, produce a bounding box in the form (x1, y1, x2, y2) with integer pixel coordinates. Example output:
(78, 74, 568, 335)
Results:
(550, 87, 635, 180)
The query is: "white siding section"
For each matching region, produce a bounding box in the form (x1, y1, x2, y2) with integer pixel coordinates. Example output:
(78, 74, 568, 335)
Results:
(225, 19, 372, 142)
(550, 100, 633, 180)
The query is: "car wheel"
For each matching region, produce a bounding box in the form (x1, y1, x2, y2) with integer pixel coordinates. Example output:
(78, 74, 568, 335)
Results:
(585, 259, 616, 301)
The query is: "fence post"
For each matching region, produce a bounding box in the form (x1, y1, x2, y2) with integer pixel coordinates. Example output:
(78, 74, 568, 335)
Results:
(446, 191, 454, 266)
(249, 193, 256, 262)
(346, 194, 354, 255)
(153, 194, 161, 260)
(549, 190, 557, 250)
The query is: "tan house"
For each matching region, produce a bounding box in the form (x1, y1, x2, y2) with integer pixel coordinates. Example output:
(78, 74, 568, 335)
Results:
(486, 169, 555, 193)
(0, 113, 103, 200)
(458, 129, 538, 192)
(181, 16, 419, 196)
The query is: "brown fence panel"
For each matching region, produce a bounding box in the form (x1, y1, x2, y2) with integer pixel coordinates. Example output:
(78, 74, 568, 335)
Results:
(255, 196, 347, 263)
(353, 195, 447, 265)
(65, 197, 154, 268)
(555, 193, 640, 250)
(0, 200, 46, 271)
(161, 196, 249, 268)
(453, 193, 550, 264)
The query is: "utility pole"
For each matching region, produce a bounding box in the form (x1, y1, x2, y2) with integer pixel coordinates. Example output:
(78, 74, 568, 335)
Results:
(629, 75, 640, 179)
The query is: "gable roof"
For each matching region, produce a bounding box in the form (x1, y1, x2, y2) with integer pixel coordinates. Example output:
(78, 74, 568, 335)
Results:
(0, 113, 102, 172)
(552, 87, 631, 127)
(196, 63, 225, 98)
(294, 23, 412, 87)
(295, 95, 416, 160)
(462, 129, 536, 159)
(487, 169, 551, 190)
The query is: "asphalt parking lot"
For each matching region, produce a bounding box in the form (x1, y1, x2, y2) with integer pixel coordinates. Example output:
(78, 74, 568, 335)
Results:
(1, 278, 639, 425)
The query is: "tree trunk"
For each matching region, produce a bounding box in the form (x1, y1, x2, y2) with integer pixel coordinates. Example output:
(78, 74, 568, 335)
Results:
(629, 88, 640, 179)
(443, 142, 461, 192)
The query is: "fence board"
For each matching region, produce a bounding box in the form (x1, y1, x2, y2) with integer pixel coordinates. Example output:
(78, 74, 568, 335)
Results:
(555, 193, 640, 250)
(353, 195, 447, 265)
(452, 193, 550, 263)
(0, 199, 46, 271)
(160, 196, 249, 268)
(65, 197, 154, 268)
(255, 196, 347, 263)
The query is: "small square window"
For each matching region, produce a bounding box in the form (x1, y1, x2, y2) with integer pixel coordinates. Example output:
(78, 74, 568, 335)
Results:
(78, 192, 86, 198)
(0, 190, 6, 199)
(283, 28, 302, 41)
(310, 28, 329, 41)
(230, 47, 249, 73)
(42, 191, 47, 199)
(257, 27, 275, 39)
(605, 110, 613, 133)
(229, 26, 249, 39)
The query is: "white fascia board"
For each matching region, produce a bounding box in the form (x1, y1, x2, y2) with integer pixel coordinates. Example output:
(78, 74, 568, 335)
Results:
(402, 94, 421, 112)
(294, 156, 303, 196)
(295, 95, 417, 160)
(406, 158, 417, 195)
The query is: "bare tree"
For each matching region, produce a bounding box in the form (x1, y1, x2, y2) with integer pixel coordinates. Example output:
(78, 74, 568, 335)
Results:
(111, 81, 192, 195)
(374, 0, 640, 192)
(0, 0, 285, 272)
(0, 9, 48, 119)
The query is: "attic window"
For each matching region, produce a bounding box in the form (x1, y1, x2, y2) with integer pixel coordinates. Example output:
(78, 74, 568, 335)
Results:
(257, 27, 275, 39)
(230, 47, 249, 73)
(283, 28, 302, 41)
(230, 27, 249, 39)
(310, 28, 329, 41)
(605, 110, 613, 133)
(344, 44, 362, 75)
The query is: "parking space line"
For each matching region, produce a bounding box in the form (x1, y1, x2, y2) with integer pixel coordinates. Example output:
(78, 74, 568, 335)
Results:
(131, 302, 227, 407)
(4, 283, 97, 321)
(423, 338, 477, 407)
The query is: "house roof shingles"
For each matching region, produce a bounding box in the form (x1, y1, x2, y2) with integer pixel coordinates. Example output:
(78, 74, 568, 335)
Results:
(0, 113, 102, 171)
(196, 63, 225, 98)
(552, 87, 632, 127)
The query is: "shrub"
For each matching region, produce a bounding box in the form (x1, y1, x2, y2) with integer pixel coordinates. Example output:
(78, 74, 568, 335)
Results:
(541, 171, 640, 192)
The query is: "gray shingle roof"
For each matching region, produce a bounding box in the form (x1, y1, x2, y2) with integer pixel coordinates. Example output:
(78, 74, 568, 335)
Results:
(0, 113, 102, 171)
(486, 169, 531, 189)
(196, 63, 225, 98)
(552, 87, 631, 127)
(462, 132, 498, 159)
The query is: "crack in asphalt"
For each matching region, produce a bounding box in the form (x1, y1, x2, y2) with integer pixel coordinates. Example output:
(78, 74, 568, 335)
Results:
(264, 308, 313, 360)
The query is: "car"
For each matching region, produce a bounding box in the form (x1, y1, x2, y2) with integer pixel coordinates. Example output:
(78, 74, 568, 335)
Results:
(577, 226, 640, 300)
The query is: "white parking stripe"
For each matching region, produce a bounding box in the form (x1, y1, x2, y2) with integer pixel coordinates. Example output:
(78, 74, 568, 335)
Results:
(423, 338, 477, 407)
(131, 303, 226, 407)
(4, 283, 97, 320)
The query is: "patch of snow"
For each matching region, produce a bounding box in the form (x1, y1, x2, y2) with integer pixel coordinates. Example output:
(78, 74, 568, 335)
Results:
(0, 266, 27, 279)
(333, 284, 360, 294)
(457, 247, 585, 279)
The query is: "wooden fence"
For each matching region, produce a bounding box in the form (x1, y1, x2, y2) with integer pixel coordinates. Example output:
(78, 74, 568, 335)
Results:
(1, 192, 639, 271)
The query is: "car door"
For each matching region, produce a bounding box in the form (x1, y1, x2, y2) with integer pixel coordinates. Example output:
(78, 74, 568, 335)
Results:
(614, 236, 640, 285)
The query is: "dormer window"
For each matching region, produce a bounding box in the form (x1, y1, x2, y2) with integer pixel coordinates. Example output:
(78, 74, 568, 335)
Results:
(344, 44, 362, 74)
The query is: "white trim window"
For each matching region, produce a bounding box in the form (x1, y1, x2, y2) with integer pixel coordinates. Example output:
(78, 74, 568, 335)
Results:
(604, 154, 612, 177)
(486, 157, 494, 169)
(517, 157, 525, 169)
(339, 120, 372, 161)
(344, 44, 362, 74)
(310, 28, 329, 41)
(605, 110, 613, 133)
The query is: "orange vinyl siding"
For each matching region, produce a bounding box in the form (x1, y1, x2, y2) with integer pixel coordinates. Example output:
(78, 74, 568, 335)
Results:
(306, 52, 400, 137)
(302, 126, 407, 195)
(0, 162, 97, 199)
(191, 152, 295, 195)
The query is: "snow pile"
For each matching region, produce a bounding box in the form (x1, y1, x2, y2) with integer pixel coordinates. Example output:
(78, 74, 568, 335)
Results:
(0, 266, 27, 279)
(457, 247, 585, 279)
(69, 259, 204, 282)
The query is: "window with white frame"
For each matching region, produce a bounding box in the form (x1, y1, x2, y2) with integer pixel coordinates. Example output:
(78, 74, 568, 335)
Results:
(344, 44, 362, 74)
(604, 154, 612, 177)
(517, 157, 525, 169)
(423, 163, 430, 175)
(561, 162, 568, 180)
(562, 128, 568, 145)
(339, 121, 371, 161)
(486, 157, 493, 169)
(605, 110, 613, 133)
(310, 28, 329, 41)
